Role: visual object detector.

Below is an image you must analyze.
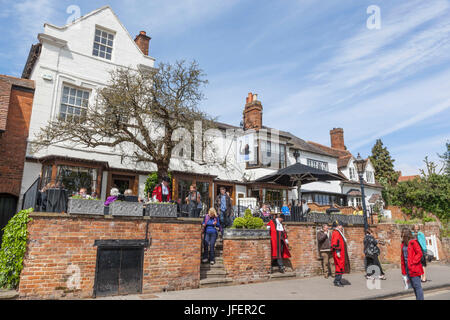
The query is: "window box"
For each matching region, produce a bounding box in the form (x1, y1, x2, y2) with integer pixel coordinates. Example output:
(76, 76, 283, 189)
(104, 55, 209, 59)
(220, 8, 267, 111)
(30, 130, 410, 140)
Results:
(68, 198, 105, 215)
(109, 201, 144, 217)
(144, 203, 177, 217)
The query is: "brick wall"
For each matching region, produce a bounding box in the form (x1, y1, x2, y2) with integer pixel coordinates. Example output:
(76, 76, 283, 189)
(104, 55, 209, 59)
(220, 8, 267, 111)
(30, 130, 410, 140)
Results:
(285, 223, 366, 276)
(18, 213, 201, 299)
(223, 236, 271, 284)
(0, 76, 34, 197)
(384, 206, 408, 221)
(307, 202, 356, 215)
(375, 222, 445, 265)
(442, 238, 450, 262)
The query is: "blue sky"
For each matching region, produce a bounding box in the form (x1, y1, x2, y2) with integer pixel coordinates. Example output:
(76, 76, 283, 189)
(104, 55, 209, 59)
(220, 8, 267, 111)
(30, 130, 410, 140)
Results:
(1, 0, 449, 175)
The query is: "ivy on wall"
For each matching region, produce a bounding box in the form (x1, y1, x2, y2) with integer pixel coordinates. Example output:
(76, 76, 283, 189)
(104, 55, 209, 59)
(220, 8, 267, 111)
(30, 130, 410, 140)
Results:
(0, 208, 33, 289)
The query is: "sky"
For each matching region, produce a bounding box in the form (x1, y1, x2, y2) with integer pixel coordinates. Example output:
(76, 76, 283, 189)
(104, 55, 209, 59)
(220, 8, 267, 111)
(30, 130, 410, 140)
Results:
(0, 0, 449, 176)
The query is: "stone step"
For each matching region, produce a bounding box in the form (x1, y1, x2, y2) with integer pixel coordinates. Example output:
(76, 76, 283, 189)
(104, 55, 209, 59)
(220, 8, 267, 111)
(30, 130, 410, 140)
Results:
(0, 289, 18, 300)
(201, 262, 224, 270)
(270, 271, 297, 280)
(199, 277, 233, 288)
(200, 269, 228, 279)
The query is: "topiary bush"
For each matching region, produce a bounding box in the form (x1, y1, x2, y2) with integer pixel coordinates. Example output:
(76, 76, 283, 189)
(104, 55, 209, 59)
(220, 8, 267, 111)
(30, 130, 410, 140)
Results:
(0, 208, 33, 289)
(232, 209, 264, 229)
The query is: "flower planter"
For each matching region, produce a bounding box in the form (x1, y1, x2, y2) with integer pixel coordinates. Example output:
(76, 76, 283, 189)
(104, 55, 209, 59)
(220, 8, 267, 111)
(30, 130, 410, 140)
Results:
(224, 228, 270, 240)
(110, 201, 144, 217)
(67, 198, 105, 215)
(144, 203, 177, 217)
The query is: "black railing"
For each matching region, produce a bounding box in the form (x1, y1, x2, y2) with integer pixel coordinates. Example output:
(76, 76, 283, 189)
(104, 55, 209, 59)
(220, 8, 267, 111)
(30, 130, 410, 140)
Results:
(21, 176, 41, 211)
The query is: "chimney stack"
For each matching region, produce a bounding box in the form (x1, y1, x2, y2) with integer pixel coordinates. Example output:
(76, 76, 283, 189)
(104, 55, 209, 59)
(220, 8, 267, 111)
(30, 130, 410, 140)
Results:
(134, 31, 151, 56)
(243, 92, 263, 130)
(330, 128, 346, 150)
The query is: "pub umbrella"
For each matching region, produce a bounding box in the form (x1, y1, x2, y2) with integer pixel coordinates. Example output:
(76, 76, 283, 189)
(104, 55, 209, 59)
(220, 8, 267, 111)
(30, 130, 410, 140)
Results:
(254, 162, 345, 204)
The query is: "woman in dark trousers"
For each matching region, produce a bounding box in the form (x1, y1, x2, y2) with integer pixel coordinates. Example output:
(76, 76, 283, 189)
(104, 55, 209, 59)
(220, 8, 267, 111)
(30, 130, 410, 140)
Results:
(364, 228, 386, 280)
(401, 228, 425, 300)
(202, 208, 221, 265)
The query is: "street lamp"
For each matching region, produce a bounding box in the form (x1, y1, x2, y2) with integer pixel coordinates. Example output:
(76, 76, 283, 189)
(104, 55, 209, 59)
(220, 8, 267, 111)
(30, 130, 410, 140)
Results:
(354, 153, 369, 231)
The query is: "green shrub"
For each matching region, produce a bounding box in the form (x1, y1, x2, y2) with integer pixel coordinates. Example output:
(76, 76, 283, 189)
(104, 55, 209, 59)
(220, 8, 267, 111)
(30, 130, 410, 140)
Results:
(0, 208, 33, 289)
(422, 216, 435, 223)
(232, 210, 264, 229)
(232, 217, 246, 229)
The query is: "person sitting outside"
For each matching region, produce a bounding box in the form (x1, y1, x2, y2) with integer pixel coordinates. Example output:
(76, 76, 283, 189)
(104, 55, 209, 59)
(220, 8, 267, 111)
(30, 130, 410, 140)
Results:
(123, 189, 140, 202)
(353, 205, 363, 215)
(78, 187, 92, 199)
(281, 201, 291, 215)
(301, 199, 310, 215)
(104, 188, 119, 206)
(260, 203, 271, 218)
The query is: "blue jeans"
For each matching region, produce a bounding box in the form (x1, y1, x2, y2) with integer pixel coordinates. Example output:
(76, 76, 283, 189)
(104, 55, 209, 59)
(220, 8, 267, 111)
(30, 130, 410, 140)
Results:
(409, 276, 424, 300)
(203, 232, 217, 262)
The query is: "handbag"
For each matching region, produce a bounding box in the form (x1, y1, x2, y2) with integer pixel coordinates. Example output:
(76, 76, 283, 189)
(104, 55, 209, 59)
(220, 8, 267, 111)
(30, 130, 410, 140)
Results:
(402, 275, 412, 290)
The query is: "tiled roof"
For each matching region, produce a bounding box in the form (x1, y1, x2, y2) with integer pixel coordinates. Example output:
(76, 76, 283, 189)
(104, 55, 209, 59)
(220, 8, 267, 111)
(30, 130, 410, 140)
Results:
(398, 175, 420, 182)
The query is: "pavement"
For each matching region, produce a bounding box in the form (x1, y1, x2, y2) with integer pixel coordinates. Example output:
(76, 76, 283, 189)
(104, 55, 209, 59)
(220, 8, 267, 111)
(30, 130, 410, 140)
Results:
(94, 262, 450, 300)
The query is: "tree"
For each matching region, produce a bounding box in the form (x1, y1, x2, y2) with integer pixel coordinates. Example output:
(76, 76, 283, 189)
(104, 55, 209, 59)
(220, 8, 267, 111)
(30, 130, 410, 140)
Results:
(388, 156, 450, 223)
(33, 60, 214, 179)
(369, 139, 399, 186)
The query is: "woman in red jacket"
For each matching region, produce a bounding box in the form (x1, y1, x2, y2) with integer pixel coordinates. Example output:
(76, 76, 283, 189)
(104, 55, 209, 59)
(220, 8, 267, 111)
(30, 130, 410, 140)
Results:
(401, 228, 424, 300)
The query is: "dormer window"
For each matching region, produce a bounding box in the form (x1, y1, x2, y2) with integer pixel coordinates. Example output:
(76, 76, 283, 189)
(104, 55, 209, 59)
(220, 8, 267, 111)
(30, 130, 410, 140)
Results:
(349, 167, 356, 180)
(93, 28, 114, 60)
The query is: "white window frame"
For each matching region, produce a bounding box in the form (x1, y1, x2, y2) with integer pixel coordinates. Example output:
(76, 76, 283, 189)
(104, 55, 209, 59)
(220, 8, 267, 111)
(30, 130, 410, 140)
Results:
(307, 158, 328, 171)
(59, 85, 90, 122)
(93, 27, 115, 61)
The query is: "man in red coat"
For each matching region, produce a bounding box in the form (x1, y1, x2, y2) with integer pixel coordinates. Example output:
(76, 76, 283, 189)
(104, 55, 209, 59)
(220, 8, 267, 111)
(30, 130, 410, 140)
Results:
(151, 176, 171, 202)
(267, 213, 291, 273)
(331, 220, 350, 287)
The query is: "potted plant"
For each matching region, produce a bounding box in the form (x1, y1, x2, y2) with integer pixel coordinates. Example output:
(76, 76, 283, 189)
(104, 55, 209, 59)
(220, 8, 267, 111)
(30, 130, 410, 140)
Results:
(110, 200, 144, 217)
(145, 202, 177, 217)
(225, 209, 269, 238)
(67, 195, 104, 215)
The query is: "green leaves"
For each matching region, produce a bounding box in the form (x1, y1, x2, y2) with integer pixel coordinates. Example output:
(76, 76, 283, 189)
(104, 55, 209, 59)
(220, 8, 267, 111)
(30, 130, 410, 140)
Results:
(232, 210, 264, 229)
(0, 208, 33, 289)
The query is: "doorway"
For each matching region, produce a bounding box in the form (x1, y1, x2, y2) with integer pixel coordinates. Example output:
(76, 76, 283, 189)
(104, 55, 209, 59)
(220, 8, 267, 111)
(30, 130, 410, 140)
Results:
(111, 174, 135, 195)
(93, 240, 145, 297)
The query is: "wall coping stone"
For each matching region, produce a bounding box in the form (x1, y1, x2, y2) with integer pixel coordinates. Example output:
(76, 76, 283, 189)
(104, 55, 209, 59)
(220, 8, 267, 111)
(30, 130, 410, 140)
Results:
(30, 212, 202, 225)
(223, 228, 270, 240)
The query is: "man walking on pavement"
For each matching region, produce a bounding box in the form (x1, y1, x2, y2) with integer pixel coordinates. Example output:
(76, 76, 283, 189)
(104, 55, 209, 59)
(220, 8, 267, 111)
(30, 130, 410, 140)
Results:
(317, 223, 334, 279)
(331, 220, 350, 287)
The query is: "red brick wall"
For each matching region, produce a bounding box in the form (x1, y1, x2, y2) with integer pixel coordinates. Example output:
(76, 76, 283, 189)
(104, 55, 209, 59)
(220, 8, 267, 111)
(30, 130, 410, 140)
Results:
(285, 223, 366, 276)
(0, 80, 34, 197)
(385, 206, 408, 221)
(307, 203, 356, 215)
(18, 214, 201, 299)
(375, 222, 445, 265)
(223, 237, 271, 284)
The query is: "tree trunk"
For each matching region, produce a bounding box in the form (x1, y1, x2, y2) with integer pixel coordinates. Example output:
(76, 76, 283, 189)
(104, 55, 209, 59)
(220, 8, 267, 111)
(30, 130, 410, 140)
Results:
(156, 163, 169, 181)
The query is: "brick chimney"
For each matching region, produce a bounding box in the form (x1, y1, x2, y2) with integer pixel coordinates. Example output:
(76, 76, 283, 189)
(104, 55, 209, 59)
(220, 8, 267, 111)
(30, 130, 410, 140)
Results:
(243, 92, 262, 130)
(134, 31, 151, 56)
(330, 128, 346, 150)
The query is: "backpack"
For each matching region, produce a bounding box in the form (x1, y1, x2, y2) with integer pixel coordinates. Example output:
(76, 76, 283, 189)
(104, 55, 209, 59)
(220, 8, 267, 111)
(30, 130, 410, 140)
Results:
(364, 235, 380, 258)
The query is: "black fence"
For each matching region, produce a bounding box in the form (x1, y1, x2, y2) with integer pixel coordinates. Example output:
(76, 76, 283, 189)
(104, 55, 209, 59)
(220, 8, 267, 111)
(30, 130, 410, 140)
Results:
(21, 177, 41, 211)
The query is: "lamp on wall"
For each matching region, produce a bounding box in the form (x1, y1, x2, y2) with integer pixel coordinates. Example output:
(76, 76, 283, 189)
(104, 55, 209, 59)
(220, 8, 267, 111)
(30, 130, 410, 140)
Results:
(354, 153, 368, 231)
